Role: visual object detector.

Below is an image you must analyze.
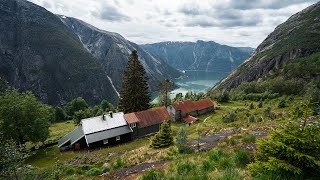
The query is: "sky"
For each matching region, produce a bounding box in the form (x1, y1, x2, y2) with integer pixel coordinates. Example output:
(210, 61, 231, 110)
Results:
(29, 0, 318, 48)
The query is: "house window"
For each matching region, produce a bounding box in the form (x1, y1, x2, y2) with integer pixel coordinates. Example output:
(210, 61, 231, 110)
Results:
(116, 136, 120, 141)
(130, 123, 136, 128)
(103, 139, 108, 144)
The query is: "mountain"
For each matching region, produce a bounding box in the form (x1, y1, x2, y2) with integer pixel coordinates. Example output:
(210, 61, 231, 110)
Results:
(141, 41, 254, 72)
(0, 0, 181, 106)
(59, 16, 181, 92)
(213, 2, 320, 90)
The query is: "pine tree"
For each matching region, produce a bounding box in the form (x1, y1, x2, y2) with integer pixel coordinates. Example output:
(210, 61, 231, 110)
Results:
(118, 50, 151, 113)
(176, 127, 191, 153)
(248, 103, 320, 179)
(151, 121, 173, 148)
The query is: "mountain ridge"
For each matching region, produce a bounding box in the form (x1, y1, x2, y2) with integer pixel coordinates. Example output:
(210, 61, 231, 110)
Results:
(141, 41, 254, 72)
(213, 1, 320, 90)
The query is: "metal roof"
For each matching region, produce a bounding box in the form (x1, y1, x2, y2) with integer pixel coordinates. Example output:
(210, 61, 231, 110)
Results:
(58, 126, 84, 148)
(86, 125, 132, 144)
(81, 112, 128, 135)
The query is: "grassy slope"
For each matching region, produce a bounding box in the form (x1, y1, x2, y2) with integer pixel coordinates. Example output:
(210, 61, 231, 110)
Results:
(22, 98, 302, 179)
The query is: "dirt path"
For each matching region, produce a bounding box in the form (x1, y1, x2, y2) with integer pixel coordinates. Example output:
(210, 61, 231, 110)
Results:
(101, 161, 167, 179)
(189, 130, 235, 151)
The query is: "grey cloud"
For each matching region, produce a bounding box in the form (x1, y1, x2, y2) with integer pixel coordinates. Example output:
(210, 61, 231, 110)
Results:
(185, 19, 217, 27)
(178, 3, 202, 16)
(98, 4, 131, 22)
(223, 0, 317, 10)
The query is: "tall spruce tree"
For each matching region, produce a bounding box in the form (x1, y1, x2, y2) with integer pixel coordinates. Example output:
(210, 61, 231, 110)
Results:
(118, 50, 151, 113)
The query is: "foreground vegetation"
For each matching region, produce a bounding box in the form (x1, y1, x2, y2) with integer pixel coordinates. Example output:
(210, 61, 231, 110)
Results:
(1, 94, 317, 179)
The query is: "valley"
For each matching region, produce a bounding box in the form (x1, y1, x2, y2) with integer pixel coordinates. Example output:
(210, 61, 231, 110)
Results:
(1, 0, 320, 180)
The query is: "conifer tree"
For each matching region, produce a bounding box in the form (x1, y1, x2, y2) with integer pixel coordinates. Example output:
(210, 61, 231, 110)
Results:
(151, 121, 173, 148)
(118, 50, 151, 113)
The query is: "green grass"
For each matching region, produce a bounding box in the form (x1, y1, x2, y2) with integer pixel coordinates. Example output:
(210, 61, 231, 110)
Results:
(24, 98, 301, 179)
(48, 121, 76, 141)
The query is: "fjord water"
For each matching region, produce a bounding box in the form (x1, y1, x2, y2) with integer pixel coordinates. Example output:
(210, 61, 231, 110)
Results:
(152, 70, 228, 102)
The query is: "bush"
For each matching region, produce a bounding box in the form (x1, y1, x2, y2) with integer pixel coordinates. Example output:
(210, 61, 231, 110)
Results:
(249, 103, 255, 109)
(216, 157, 233, 170)
(112, 158, 126, 170)
(258, 101, 263, 108)
(208, 150, 226, 162)
(202, 160, 214, 171)
(63, 167, 75, 175)
(209, 89, 229, 102)
(233, 149, 251, 167)
(221, 111, 237, 123)
(248, 119, 320, 179)
(151, 121, 173, 148)
(242, 135, 256, 144)
(278, 99, 287, 108)
(141, 169, 165, 180)
(86, 168, 103, 176)
(176, 161, 197, 175)
(225, 137, 237, 146)
(217, 168, 242, 180)
(248, 115, 256, 123)
(176, 127, 192, 153)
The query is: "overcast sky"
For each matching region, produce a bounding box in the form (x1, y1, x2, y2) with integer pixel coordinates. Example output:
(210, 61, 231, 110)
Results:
(29, 0, 318, 48)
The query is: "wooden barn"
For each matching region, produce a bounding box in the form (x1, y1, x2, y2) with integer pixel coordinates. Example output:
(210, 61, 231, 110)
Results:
(58, 112, 132, 151)
(167, 99, 215, 122)
(124, 107, 170, 138)
(193, 99, 215, 115)
(167, 100, 197, 121)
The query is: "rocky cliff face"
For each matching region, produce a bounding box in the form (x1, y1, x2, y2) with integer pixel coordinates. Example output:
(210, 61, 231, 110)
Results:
(214, 2, 320, 90)
(141, 41, 253, 72)
(0, 0, 181, 106)
(59, 17, 182, 92)
(0, 0, 118, 105)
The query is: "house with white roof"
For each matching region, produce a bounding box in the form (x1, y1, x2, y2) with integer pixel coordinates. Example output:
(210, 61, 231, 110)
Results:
(58, 112, 132, 151)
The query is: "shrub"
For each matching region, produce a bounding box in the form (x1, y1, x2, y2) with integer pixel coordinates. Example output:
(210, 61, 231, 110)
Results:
(225, 137, 237, 145)
(112, 158, 126, 170)
(86, 168, 104, 176)
(202, 160, 214, 171)
(217, 168, 242, 180)
(151, 121, 173, 148)
(221, 111, 237, 123)
(176, 161, 196, 175)
(278, 99, 287, 108)
(208, 150, 226, 162)
(249, 103, 255, 109)
(248, 115, 256, 123)
(216, 157, 233, 170)
(63, 167, 75, 175)
(258, 101, 263, 108)
(141, 169, 165, 180)
(242, 135, 256, 144)
(176, 127, 192, 153)
(233, 149, 251, 167)
(248, 119, 320, 179)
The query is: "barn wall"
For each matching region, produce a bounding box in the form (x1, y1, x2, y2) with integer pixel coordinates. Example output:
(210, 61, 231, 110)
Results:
(88, 133, 132, 148)
(138, 124, 161, 137)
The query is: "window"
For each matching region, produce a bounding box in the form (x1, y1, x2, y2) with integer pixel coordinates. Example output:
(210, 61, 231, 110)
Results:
(103, 139, 108, 144)
(130, 123, 136, 128)
(116, 136, 120, 141)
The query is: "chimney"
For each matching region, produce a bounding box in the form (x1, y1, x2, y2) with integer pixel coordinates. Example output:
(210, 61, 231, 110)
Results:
(102, 114, 105, 120)
(109, 111, 113, 118)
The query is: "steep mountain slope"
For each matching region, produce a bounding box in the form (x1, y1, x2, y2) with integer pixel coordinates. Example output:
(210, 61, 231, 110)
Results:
(0, 0, 182, 106)
(141, 41, 253, 72)
(214, 2, 320, 90)
(0, 0, 118, 105)
(59, 17, 182, 92)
